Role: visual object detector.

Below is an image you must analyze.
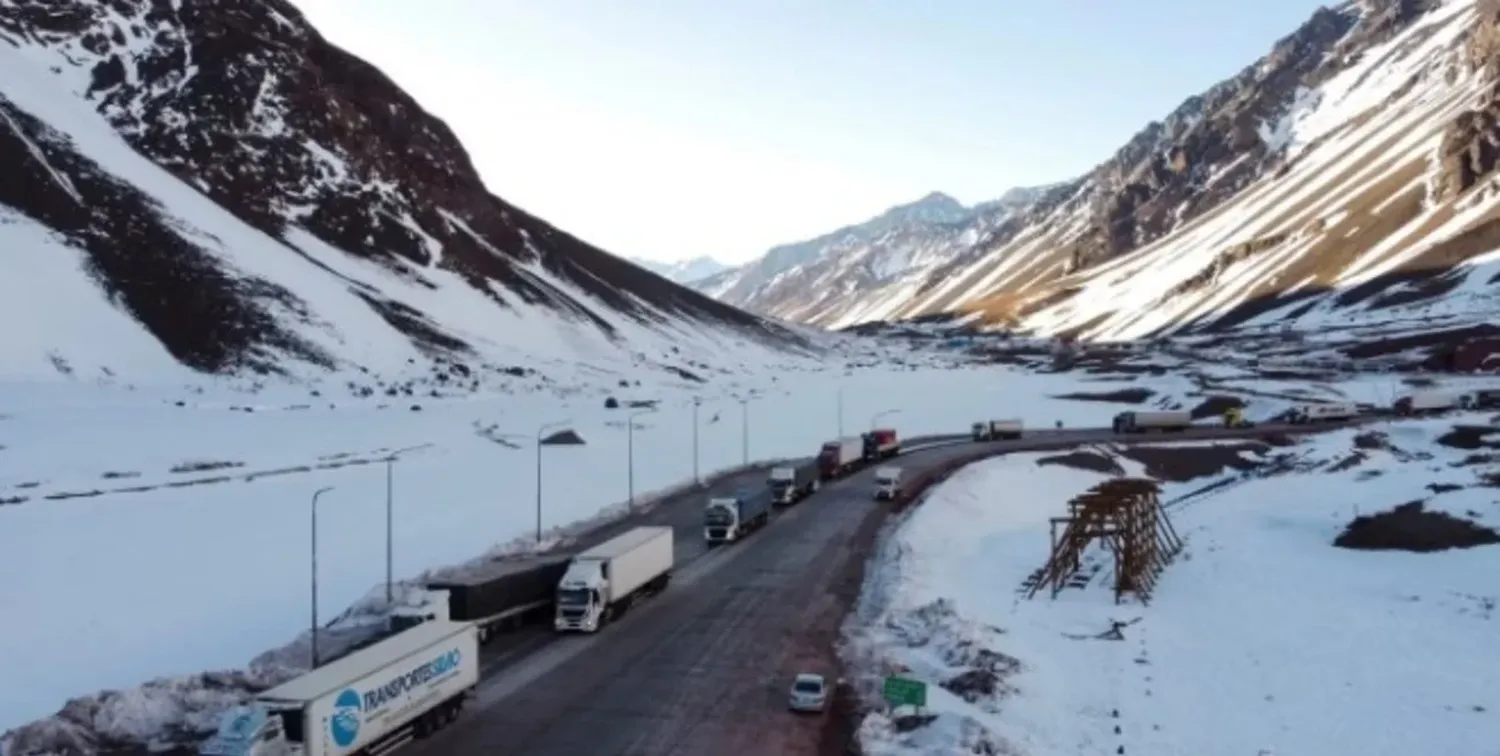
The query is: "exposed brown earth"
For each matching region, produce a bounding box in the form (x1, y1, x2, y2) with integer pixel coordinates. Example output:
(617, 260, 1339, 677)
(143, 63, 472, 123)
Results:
(1036, 450, 1126, 475)
(1114, 442, 1269, 482)
(1334, 500, 1500, 551)
(1050, 387, 1156, 403)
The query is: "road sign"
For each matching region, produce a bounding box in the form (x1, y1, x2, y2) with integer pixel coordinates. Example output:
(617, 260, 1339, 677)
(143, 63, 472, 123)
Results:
(882, 676, 927, 708)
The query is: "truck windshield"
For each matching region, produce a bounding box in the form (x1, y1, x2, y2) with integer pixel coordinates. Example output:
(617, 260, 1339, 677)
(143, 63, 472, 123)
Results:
(705, 506, 735, 525)
(557, 588, 590, 606)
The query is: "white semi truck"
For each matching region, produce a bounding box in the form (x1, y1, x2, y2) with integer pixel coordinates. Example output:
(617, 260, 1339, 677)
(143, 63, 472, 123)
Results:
(972, 419, 1023, 441)
(1394, 390, 1460, 415)
(198, 619, 479, 756)
(1112, 410, 1193, 433)
(554, 526, 674, 633)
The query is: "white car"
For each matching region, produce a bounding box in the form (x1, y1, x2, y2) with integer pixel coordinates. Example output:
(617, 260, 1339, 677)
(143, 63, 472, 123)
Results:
(788, 672, 828, 713)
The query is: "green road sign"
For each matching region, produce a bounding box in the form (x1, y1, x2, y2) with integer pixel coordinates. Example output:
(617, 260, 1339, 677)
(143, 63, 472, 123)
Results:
(882, 676, 927, 707)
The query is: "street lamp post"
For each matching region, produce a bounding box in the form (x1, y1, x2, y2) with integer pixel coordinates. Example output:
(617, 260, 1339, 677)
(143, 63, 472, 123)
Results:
(310, 485, 334, 669)
(837, 385, 845, 438)
(870, 408, 901, 431)
(691, 396, 702, 487)
(736, 393, 760, 465)
(628, 409, 652, 508)
(536, 420, 570, 542)
(384, 443, 433, 605)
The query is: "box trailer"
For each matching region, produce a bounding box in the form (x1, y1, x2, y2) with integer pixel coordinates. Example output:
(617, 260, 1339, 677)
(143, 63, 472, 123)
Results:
(1112, 410, 1192, 433)
(768, 462, 819, 506)
(554, 526, 673, 633)
(1394, 390, 1459, 415)
(704, 492, 773, 544)
(817, 436, 865, 479)
(391, 555, 571, 643)
(1288, 402, 1358, 424)
(199, 620, 479, 756)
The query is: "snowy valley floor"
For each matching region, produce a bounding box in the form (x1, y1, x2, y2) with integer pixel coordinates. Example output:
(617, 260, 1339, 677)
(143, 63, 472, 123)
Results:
(0, 353, 1203, 741)
(845, 416, 1500, 756)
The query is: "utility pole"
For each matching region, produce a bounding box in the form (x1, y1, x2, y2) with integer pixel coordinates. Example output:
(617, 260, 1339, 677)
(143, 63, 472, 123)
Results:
(628, 410, 652, 507)
(536, 420, 569, 542)
(837, 385, 844, 438)
(870, 408, 901, 431)
(310, 486, 334, 669)
(736, 394, 760, 465)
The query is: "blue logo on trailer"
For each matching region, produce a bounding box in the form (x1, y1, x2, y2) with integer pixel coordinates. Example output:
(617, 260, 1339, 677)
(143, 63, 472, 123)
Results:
(329, 689, 362, 747)
(325, 647, 462, 749)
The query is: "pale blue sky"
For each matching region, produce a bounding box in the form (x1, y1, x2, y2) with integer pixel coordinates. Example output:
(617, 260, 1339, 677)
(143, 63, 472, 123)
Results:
(295, 1, 1328, 264)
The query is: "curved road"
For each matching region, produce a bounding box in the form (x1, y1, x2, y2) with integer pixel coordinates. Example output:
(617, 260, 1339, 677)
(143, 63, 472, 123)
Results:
(410, 421, 1361, 755)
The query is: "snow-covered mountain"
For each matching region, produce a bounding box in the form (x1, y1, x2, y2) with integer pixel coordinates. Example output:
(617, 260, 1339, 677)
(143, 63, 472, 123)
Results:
(693, 188, 1051, 325)
(629, 255, 732, 285)
(0, 0, 806, 388)
(704, 0, 1500, 338)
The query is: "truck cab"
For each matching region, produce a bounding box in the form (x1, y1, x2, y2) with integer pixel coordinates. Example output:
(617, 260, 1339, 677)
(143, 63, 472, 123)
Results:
(554, 561, 607, 632)
(199, 703, 299, 756)
(971, 421, 987, 441)
(873, 467, 902, 500)
(704, 497, 744, 543)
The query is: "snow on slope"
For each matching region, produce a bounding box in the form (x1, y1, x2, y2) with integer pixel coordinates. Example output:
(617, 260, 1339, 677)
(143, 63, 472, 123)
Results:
(0, 0, 799, 385)
(692, 189, 1049, 327)
(847, 418, 1500, 755)
(709, 0, 1500, 338)
(0, 350, 1182, 748)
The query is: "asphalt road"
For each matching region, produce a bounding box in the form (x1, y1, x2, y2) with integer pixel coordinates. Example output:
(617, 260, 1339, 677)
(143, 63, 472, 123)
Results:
(413, 421, 1363, 755)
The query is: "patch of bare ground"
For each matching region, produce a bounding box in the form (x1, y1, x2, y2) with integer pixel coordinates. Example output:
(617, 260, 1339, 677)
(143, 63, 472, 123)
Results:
(1050, 387, 1155, 403)
(1436, 425, 1500, 450)
(1188, 394, 1244, 419)
(1334, 500, 1500, 552)
(169, 459, 245, 474)
(1114, 442, 1268, 482)
(1036, 450, 1126, 475)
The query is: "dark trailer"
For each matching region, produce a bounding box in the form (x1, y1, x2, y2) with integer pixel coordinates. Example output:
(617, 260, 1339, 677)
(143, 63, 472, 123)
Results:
(423, 555, 570, 642)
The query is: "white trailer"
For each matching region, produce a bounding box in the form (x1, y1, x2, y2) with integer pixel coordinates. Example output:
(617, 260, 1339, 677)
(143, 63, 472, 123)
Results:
(554, 525, 673, 633)
(817, 436, 865, 479)
(1112, 410, 1192, 433)
(199, 620, 479, 756)
(1288, 402, 1358, 424)
(1394, 390, 1459, 415)
(873, 466, 902, 500)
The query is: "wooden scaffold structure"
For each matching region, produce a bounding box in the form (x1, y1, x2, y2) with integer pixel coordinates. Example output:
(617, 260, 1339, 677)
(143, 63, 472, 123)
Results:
(1026, 478, 1184, 604)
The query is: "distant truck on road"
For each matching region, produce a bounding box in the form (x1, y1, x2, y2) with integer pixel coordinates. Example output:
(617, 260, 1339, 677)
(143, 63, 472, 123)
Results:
(391, 555, 571, 643)
(198, 619, 479, 756)
(704, 492, 773, 544)
(1112, 410, 1192, 433)
(862, 428, 900, 460)
(1288, 402, 1358, 424)
(873, 466, 902, 500)
(1394, 390, 1460, 415)
(972, 419, 1023, 441)
(555, 526, 673, 633)
(818, 436, 864, 479)
(768, 462, 819, 506)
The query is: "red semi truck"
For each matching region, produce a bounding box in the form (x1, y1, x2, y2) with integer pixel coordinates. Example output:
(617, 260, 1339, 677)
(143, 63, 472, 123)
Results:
(862, 428, 900, 461)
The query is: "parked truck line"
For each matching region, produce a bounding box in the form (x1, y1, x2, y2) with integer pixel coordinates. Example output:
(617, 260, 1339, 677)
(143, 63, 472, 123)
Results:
(199, 619, 479, 756)
(555, 526, 673, 633)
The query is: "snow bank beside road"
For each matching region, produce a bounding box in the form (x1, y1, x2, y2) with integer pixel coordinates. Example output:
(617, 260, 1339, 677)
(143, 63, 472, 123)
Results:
(847, 420, 1500, 755)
